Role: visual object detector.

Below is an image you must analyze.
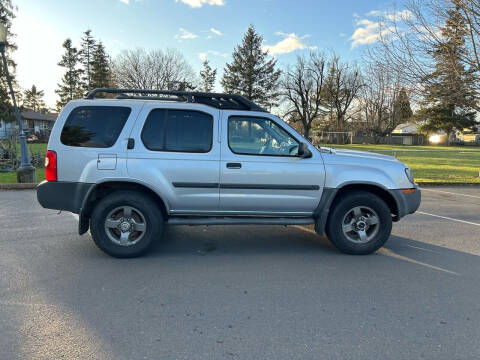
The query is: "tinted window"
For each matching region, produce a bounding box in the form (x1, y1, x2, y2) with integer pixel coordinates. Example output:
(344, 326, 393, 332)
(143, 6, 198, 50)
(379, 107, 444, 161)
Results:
(61, 106, 131, 148)
(228, 116, 299, 156)
(141, 109, 213, 153)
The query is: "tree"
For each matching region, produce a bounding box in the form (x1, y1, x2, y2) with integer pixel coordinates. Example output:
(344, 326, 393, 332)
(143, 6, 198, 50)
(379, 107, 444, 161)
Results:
(90, 41, 112, 91)
(418, 4, 478, 143)
(55, 39, 83, 110)
(23, 85, 45, 112)
(360, 61, 410, 138)
(394, 87, 413, 124)
(281, 53, 327, 139)
(0, 0, 17, 123)
(199, 59, 216, 92)
(221, 25, 281, 109)
(112, 48, 196, 91)
(324, 56, 363, 130)
(79, 29, 96, 92)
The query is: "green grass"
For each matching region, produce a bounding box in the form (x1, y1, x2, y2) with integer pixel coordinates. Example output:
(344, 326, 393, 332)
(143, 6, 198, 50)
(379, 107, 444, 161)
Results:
(0, 168, 45, 183)
(26, 142, 48, 154)
(0, 142, 48, 184)
(332, 144, 480, 184)
(1, 142, 479, 184)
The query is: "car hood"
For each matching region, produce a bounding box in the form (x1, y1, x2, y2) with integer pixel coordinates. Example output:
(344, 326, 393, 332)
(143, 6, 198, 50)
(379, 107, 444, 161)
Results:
(320, 147, 397, 162)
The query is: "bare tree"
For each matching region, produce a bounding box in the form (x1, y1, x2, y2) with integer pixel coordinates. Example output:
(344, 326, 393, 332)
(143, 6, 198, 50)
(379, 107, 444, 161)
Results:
(112, 48, 196, 91)
(360, 61, 411, 139)
(369, 0, 480, 95)
(281, 53, 327, 139)
(324, 56, 363, 130)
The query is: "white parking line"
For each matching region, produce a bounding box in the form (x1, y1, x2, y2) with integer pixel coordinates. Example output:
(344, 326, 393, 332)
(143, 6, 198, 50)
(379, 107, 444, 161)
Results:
(416, 211, 480, 227)
(421, 188, 480, 199)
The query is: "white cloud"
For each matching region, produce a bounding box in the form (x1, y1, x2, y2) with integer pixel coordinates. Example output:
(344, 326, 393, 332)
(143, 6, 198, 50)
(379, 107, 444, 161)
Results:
(119, 0, 143, 5)
(350, 19, 391, 47)
(175, 28, 198, 40)
(210, 28, 222, 36)
(175, 0, 225, 8)
(366, 10, 382, 17)
(198, 50, 228, 60)
(385, 10, 412, 21)
(262, 32, 316, 55)
(349, 9, 411, 48)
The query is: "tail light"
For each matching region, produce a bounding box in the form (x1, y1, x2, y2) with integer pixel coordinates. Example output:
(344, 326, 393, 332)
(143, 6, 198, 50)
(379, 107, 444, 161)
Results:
(45, 150, 57, 181)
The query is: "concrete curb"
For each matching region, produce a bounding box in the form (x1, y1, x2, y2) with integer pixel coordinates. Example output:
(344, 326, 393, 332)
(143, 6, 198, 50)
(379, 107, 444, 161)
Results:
(417, 182, 480, 186)
(0, 183, 38, 190)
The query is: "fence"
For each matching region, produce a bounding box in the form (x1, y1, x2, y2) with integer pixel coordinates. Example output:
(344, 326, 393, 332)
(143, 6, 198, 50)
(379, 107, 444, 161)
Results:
(313, 131, 429, 146)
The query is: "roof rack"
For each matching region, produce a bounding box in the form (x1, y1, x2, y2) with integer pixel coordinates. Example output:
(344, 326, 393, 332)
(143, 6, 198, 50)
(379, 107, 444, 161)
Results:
(85, 88, 267, 112)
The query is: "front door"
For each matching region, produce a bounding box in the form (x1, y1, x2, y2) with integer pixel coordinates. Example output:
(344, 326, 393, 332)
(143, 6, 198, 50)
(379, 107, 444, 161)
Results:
(219, 112, 325, 216)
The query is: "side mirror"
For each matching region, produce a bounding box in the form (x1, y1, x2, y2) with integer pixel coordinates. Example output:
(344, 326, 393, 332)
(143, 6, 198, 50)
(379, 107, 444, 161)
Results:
(298, 142, 312, 158)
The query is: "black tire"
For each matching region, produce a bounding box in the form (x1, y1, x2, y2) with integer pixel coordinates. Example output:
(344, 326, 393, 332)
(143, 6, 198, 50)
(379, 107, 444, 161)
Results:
(326, 191, 392, 255)
(90, 191, 164, 258)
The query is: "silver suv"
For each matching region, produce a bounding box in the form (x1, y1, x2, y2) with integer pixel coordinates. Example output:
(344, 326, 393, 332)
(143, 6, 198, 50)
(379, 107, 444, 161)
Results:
(37, 88, 421, 258)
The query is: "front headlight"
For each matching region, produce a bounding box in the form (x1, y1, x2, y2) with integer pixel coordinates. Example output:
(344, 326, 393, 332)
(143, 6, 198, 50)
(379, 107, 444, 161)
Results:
(405, 168, 415, 184)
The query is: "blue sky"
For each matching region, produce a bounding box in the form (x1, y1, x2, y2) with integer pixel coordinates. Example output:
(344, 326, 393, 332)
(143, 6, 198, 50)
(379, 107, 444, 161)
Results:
(12, 0, 398, 107)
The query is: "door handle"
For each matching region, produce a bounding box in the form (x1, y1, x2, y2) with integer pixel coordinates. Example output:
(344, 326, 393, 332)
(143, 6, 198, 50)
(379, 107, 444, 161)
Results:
(226, 162, 242, 169)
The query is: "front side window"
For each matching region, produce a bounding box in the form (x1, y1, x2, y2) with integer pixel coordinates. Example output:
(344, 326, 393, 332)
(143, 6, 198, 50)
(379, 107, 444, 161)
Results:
(61, 106, 131, 148)
(228, 116, 299, 156)
(141, 109, 213, 153)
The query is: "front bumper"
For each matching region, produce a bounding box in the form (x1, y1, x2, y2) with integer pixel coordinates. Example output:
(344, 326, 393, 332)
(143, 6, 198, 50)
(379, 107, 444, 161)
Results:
(37, 181, 94, 214)
(389, 185, 421, 219)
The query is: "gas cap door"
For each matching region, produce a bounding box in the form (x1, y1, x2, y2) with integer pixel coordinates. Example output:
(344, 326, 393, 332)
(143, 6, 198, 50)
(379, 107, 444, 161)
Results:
(97, 153, 117, 170)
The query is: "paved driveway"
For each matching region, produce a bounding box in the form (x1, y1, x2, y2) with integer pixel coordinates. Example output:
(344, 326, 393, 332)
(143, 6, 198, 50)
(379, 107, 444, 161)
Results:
(0, 187, 479, 359)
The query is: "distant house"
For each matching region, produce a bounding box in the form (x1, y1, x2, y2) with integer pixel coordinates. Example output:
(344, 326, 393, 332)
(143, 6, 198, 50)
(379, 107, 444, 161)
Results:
(392, 123, 418, 134)
(0, 109, 57, 139)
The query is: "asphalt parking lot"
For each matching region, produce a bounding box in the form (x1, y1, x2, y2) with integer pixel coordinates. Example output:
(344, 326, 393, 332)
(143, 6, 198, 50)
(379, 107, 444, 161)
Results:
(1, 187, 479, 360)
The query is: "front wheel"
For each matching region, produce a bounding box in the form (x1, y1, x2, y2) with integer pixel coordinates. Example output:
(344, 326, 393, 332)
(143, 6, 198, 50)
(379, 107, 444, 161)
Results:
(326, 191, 392, 255)
(90, 191, 164, 258)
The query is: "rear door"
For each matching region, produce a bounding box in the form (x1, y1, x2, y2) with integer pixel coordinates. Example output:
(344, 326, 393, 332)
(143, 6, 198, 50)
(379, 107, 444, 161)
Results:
(219, 111, 325, 216)
(54, 102, 140, 182)
(127, 103, 220, 214)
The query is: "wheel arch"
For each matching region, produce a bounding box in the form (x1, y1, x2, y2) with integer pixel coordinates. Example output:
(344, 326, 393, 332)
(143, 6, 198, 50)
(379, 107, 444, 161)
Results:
(332, 183, 399, 217)
(315, 182, 399, 236)
(78, 180, 169, 235)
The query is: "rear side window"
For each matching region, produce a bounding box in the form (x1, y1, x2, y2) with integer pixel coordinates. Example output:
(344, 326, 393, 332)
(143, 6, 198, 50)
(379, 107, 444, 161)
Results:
(61, 106, 131, 148)
(141, 109, 213, 153)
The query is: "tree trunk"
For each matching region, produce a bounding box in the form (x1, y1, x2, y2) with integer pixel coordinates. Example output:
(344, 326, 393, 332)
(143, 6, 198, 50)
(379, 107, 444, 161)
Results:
(303, 125, 311, 141)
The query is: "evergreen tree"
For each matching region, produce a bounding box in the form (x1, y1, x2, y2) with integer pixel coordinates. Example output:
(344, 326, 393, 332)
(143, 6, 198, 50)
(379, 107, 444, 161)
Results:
(199, 59, 216, 92)
(221, 25, 281, 109)
(393, 87, 413, 124)
(23, 85, 45, 112)
(90, 41, 112, 92)
(55, 39, 83, 110)
(79, 29, 96, 92)
(0, 0, 17, 123)
(418, 4, 478, 143)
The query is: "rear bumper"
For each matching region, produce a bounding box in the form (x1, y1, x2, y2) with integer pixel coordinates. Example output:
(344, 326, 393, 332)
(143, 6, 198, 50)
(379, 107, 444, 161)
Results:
(36, 181, 94, 214)
(389, 185, 421, 219)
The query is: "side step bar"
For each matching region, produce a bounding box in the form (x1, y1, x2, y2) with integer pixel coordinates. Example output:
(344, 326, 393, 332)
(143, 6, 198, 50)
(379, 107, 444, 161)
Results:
(167, 217, 315, 226)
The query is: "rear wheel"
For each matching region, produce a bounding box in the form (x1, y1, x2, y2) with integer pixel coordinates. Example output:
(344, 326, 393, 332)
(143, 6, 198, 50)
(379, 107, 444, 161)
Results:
(326, 191, 392, 255)
(90, 191, 164, 258)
